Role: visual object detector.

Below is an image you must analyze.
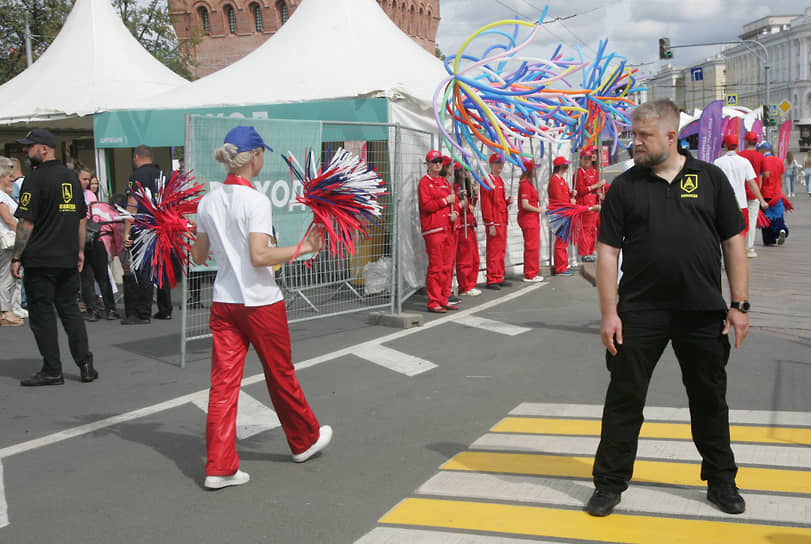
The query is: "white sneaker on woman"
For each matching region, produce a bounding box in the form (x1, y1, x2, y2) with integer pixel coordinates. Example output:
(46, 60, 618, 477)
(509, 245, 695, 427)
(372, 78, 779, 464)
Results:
(292, 425, 333, 463)
(204, 469, 250, 490)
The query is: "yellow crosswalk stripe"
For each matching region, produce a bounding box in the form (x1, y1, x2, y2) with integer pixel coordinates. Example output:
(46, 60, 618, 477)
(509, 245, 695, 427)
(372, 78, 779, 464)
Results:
(441, 452, 811, 494)
(492, 417, 811, 445)
(380, 498, 811, 544)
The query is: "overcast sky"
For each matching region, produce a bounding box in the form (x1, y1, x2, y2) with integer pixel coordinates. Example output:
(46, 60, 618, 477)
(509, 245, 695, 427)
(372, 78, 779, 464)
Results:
(436, 0, 808, 82)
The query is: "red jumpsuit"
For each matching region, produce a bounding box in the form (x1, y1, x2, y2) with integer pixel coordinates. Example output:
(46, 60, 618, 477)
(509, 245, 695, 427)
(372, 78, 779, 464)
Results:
(548, 173, 573, 274)
(444, 181, 462, 301)
(480, 174, 510, 285)
(517, 178, 541, 279)
(575, 166, 599, 256)
(454, 184, 480, 294)
(418, 174, 453, 310)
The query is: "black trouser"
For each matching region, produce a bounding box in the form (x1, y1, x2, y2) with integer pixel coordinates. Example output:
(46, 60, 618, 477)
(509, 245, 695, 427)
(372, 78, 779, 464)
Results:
(80, 240, 116, 314)
(123, 274, 172, 319)
(23, 267, 92, 376)
(593, 310, 737, 493)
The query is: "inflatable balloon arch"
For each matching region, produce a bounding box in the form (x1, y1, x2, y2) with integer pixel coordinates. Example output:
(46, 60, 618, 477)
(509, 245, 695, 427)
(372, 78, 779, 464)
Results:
(434, 6, 646, 187)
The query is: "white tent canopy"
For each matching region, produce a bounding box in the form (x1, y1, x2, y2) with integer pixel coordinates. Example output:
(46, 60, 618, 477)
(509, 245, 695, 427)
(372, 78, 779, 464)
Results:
(0, 0, 187, 125)
(136, 0, 447, 115)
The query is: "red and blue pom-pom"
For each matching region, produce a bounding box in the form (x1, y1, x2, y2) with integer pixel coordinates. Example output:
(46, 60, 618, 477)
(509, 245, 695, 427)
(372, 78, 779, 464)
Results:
(546, 203, 591, 244)
(282, 148, 387, 262)
(125, 170, 205, 288)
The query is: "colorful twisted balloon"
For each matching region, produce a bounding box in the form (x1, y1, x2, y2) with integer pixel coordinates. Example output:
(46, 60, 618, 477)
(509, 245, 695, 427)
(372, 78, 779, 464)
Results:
(435, 7, 646, 186)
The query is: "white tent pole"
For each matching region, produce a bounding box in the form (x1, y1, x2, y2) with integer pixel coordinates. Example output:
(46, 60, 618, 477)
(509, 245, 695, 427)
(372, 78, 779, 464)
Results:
(94, 144, 109, 201)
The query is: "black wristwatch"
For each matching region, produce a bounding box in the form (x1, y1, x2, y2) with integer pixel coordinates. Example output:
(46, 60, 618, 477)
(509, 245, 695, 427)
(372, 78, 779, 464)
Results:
(11, 257, 21, 263)
(730, 301, 750, 313)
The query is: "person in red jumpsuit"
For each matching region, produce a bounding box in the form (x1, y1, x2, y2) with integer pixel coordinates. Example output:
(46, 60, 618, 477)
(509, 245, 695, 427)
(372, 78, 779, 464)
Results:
(575, 149, 605, 262)
(517, 158, 544, 282)
(440, 156, 463, 306)
(190, 126, 332, 490)
(548, 156, 576, 276)
(757, 141, 788, 246)
(480, 154, 512, 289)
(453, 163, 481, 296)
(418, 150, 458, 313)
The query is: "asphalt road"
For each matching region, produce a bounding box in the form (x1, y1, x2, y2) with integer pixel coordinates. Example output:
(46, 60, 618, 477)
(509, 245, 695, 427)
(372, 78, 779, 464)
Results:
(1, 200, 809, 543)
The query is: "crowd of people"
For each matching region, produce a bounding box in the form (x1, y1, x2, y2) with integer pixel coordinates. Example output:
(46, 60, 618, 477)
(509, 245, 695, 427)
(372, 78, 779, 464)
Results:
(416, 145, 610, 312)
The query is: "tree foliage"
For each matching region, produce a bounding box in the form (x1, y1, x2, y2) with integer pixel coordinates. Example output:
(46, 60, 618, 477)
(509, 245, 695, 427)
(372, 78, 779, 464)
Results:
(0, 0, 196, 84)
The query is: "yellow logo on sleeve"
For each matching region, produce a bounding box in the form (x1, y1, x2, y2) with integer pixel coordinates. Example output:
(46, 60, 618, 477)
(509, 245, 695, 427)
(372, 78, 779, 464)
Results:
(59, 182, 76, 212)
(680, 174, 699, 198)
(20, 192, 31, 208)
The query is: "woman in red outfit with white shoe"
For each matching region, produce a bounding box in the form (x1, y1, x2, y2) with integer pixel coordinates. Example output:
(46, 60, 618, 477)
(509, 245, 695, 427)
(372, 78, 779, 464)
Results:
(517, 159, 543, 282)
(418, 151, 458, 313)
(574, 150, 605, 262)
(548, 156, 576, 276)
(191, 126, 332, 490)
(453, 163, 481, 296)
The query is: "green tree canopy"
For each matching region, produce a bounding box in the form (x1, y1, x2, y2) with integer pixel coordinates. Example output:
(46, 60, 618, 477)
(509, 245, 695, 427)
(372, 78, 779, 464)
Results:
(0, 0, 196, 84)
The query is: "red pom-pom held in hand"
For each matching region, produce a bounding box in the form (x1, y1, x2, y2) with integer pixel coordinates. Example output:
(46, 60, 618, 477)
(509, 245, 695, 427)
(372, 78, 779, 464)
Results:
(125, 170, 205, 288)
(282, 148, 387, 263)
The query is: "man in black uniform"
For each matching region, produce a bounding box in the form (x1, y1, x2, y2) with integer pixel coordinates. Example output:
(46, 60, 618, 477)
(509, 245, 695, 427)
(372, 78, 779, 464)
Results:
(587, 99, 750, 517)
(121, 145, 173, 324)
(11, 129, 97, 386)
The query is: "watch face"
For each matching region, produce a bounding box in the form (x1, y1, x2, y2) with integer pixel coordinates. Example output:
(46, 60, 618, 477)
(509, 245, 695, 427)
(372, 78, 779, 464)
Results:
(742, 301, 751, 312)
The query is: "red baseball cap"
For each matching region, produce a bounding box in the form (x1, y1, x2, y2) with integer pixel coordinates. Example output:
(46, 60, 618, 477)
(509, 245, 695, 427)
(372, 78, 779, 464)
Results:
(489, 153, 504, 164)
(723, 133, 738, 148)
(441, 155, 452, 167)
(425, 150, 442, 162)
(453, 161, 463, 171)
(522, 158, 535, 171)
(744, 131, 758, 143)
(553, 156, 570, 167)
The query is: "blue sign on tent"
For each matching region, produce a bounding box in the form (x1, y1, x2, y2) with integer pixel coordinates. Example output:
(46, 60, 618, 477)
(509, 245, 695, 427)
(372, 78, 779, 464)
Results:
(691, 67, 703, 81)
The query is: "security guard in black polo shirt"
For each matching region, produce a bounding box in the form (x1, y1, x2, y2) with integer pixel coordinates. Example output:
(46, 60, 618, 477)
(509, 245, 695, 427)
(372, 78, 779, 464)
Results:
(587, 99, 750, 518)
(11, 128, 98, 386)
(121, 145, 173, 324)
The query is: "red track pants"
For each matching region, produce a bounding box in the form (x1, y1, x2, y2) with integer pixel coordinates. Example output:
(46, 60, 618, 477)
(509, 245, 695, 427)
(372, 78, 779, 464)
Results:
(444, 229, 459, 300)
(485, 224, 507, 285)
(520, 222, 540, 279)
(206, 301, 320, 476)
(741, 208, 749, 237)
(577, 211, 598, 256)
(424, 231, 451, 309)
(455, 226, 480, 293)
(554, 236, 569, 274)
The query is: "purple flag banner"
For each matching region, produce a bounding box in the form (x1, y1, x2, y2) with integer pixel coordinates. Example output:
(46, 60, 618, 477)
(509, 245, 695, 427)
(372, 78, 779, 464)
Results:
(777, 120, 791, 161)
(751, 119, 763, 143)
(697, 100, 723, 162)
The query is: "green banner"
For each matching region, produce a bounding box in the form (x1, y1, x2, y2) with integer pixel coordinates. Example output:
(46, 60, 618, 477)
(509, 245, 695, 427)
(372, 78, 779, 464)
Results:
(187, 116, 323, 271)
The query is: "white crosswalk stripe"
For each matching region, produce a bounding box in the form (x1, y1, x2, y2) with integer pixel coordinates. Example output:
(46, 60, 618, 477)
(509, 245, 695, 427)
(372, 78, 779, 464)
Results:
(454, 315, 531, 337)
(192, 389, 281, 440)
(352, 344, 438, 376)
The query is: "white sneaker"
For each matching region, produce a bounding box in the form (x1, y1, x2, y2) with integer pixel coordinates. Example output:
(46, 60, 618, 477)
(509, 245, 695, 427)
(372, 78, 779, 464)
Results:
(777, 229, 787, 246)
(204, 469, 250, 490)
(746, 249, 758, 258)
(522, 276, 544, 283)
(292, 425, 333, 463)
(460, 288, 482, 296)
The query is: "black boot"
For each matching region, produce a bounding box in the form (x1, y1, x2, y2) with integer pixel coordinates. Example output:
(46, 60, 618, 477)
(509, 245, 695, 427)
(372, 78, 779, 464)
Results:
(79, 361, 99, 383)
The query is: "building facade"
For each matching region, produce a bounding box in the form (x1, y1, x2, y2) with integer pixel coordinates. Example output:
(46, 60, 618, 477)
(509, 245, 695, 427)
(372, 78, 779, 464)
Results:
(169, 0, 440, 79)
(648, 9, 811, 151)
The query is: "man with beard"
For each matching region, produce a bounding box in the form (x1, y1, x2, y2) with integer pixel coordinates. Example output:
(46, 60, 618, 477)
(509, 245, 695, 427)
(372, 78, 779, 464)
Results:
(586, 99, 750, 517)
(11, 129, 97, 386)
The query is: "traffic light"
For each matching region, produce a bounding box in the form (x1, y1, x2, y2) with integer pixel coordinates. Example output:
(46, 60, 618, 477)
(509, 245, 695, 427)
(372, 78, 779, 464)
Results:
(659, 37, 673, 59)
(762, 105, 776, 126)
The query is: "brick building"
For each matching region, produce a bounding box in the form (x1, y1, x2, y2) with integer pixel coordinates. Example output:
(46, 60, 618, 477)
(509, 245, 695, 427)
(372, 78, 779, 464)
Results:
(169, 0, 440, 79)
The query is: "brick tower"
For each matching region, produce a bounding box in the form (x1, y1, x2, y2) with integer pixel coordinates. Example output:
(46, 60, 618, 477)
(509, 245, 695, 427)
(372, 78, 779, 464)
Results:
(169, 0, 440, 79)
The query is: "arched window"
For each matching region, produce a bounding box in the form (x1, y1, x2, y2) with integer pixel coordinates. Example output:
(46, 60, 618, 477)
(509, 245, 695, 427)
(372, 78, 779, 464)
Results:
(408, 4, 415, 35)
(225, 4, 236, 34)
(251, 3, 263, 32)
(197, 6, 210, 35)
(277, 0, 289, 25)
(418, 6, 423, 36)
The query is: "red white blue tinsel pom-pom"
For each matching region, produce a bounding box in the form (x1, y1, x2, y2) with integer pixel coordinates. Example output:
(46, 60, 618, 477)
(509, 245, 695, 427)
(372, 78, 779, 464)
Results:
(546, 203, 591, 244)
(282, 147, 387, 261)
(124, 170, 205, 288)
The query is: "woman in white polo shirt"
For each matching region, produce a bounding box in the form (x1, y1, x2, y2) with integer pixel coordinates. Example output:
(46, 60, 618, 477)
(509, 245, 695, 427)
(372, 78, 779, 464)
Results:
(191, 126, 332, 490)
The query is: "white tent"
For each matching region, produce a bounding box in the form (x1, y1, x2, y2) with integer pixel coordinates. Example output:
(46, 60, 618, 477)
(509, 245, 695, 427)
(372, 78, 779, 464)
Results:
(136, 0, 447, 131)
(0, 0, 187, 125)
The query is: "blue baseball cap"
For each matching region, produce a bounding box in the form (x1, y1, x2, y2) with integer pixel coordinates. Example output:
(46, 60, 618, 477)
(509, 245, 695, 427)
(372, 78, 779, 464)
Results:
(224, 126, 273, 153)
(756, 141, 771, 151)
